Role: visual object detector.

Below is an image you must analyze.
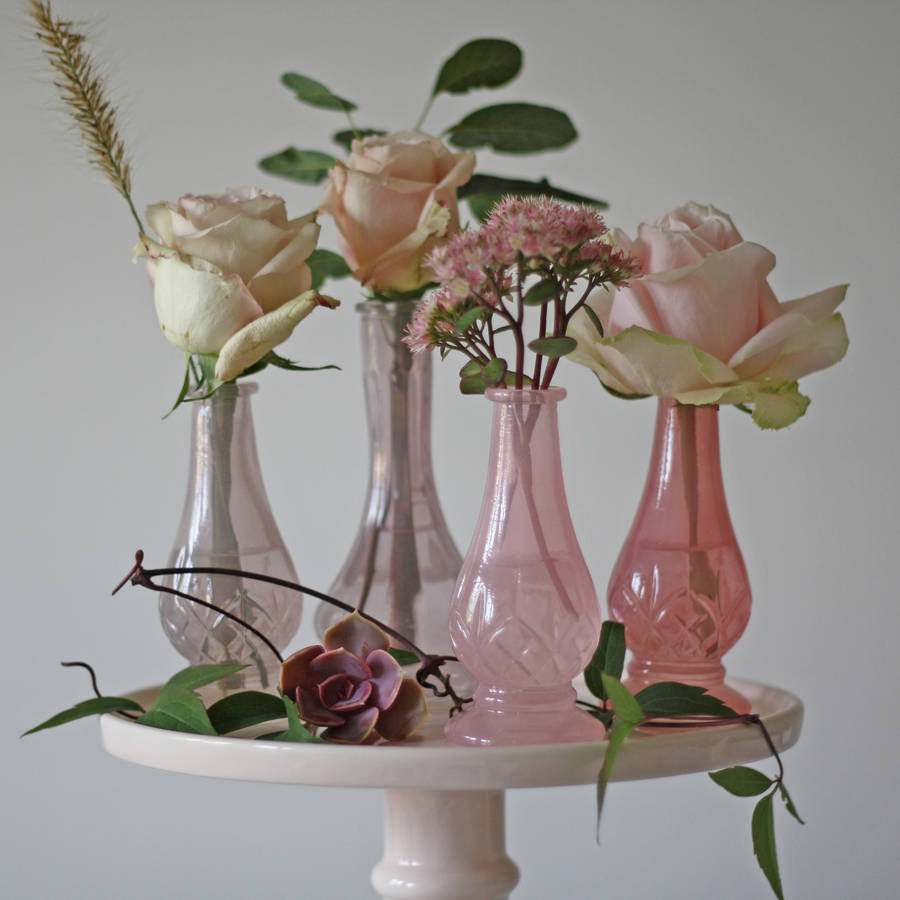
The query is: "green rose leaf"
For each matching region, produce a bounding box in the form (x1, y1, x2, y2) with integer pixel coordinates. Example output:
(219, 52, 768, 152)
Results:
(634, 682, 739, 719)
(163, 352, 193, 419)
(433, 38, 522, 96)
(194, 353, 224, 397)
(523, 278, 560, 306)
(778, 783, 805, 825)
(163, 664, 247, 692)
(709, 766, 774, 797)
(207, 691, 288, 735)
(22, 696, 144, 736)
(387, 648, 420, 666)
(528, 336, 577, 358)
(455, 306, 488, 333)
(307, 248, 353, 290)
(460, 373, 488, 395)
(752, 792, 785, 900)
(258, 147, 335, 184)
(446, 103, 577, 154)
(138, 686, 217, 735)
(584, 621, 626, 700)
(281, 73, 357, 112)
(332, 128, 386, 153)
(260, 693, 324, 743)
(600, 674, 644, 725)
(459, 173, 607, 221)
(482, 357, 508, 387)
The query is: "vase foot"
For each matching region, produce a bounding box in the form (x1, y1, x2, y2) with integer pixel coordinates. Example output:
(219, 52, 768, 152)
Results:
(444, 684, 607, 746)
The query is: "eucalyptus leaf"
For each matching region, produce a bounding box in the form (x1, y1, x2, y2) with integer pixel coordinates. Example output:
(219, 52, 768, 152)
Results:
(778, 783, 805, 825)
(709, 766, 774, 797)
(433, 38, 522, 96)
(584, 621, 626, 700)
(22, 696, 144, 736)
(138, 687, 217, 735)
(482, 357, 508, 386)
(634, 682, 739, 719)
(163, 664, 247, 692)
(261, 693, 324, 742)
(307, 248, 352, 289)
(387, 648, 420, 666)
(523, 278, 560, 306)
(447, 103, 577, 154)
(752, 792, 785, 900)
(281, 73, 356, 112)
(460, 373, 487, 395)
(332, 128, 386, 153)
(207, 691, 287, 734)
(528, 336, 577, 358)
(455, 306, 487, 333)
(600, 674, 644, 725)
(258, 147, 335, 184)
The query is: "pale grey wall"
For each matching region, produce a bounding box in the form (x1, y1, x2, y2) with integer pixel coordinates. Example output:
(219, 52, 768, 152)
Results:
(2, 0, 898, 897)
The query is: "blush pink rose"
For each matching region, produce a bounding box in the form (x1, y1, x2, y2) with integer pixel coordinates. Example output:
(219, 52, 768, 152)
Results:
(320, 130, 475, 294)
(569, 203, 849, 428)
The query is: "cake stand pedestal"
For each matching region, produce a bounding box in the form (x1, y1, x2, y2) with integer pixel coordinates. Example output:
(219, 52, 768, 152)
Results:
(101, 678, 802, 899)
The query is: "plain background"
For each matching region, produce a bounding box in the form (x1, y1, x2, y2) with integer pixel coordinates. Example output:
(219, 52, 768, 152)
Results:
(2, 1, 898, 897)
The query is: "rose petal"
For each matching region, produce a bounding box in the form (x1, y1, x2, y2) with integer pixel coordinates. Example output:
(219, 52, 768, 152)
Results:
(214, 290, 322, 382)
(297, 687, 346, 727)
(151, 255, 263, 355)
(323, 611, 391, 657)
(375, 679, 429, 742)
(365, 649, 404, 710)
(309, 648, 372, 683)
(761, 313, 849, 381)
(280, 644, 325, 696)
(319, 673, 372, 712)
(321, 707, 380, 744)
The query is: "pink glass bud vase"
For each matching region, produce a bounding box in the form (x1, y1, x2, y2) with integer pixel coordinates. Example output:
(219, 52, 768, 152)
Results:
(445, 388, 606, 746)
(608, 399, 752, 713)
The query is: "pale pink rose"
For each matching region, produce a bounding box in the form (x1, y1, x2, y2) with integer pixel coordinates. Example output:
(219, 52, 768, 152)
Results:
(135, 187, 337, 382)
(320, 130, 476, 294)
(568, 203, 848, 428)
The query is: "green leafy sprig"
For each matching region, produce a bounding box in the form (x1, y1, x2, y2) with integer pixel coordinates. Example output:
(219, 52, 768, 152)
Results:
(583, 621, 803, 899)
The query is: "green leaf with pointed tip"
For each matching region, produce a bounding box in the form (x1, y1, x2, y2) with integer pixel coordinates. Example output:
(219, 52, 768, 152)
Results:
(332, 128, 386, 153)
(460, 373, 487, 394)
(307, 248, 352, 289)
(752, 792, 785, 900)
(433, 38, 522, 96)
(22, 696, 144, 736)
(584, 621, 626, 700)
(447, 103, 577, 154)
(600, 674, 644, 725)
(206, 691, 287, 735)
(163, 664, 247, 692)
(163, 353, 193, 419)
(259, 147, 335, 184)
(709, 766, 774, 797)
(193, 353, 224, 396)
(262, 693, 324, 743)
(455, 306, 488, 333)
(528, 336, 577, 358)
(596, 718, 638, 831)
(387, 648, 420, 666)
(138, 687, 217, 735)
(482, 357, 508, 386)
(264, 350, 340, 373)
(459, 359, 483, 377)
(583, 305, 605, 338)
(635, 682, 739, 719)
(778, 783, 805, 825)
(523, 278, 560, 306)
(458, 174, 607, 216)
(281, 73, 356, 112)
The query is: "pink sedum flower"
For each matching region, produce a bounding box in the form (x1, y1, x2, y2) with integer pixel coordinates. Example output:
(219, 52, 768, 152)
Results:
(279, 613, 428, 743)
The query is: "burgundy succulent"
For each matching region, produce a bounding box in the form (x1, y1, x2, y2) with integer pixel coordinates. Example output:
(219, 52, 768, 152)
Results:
(279, 612, 428, 743)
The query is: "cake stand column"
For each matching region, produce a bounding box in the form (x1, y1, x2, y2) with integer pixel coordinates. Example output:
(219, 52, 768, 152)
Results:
(371, 788, 520, 899)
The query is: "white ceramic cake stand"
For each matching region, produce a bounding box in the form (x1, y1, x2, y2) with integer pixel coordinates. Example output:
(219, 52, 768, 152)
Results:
(101, 678, 802, 900)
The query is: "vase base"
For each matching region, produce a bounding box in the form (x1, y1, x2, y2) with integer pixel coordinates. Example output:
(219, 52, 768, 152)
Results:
(444, 684, 606, 746)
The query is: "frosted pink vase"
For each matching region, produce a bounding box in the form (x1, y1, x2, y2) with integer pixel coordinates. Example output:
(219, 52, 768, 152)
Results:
(445, 388, 606, 746)
(608, 399, 752, 713)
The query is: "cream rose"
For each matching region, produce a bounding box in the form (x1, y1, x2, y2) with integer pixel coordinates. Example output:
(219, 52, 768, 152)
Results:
(135, 187, 336, 382)
(320, 130, 476, 294)
(568, 203, 849, 428)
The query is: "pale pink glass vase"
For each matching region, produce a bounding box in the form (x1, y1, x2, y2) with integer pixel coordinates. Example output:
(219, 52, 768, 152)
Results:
(161, 383, 301, 692)
(608, 399, 752, 713)
(445, 387, 606, 746)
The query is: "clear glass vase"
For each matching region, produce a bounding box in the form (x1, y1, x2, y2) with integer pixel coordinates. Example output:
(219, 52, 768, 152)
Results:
(608, 399, 752, 712)
(315, 301, 463, 664)
(160, 382, 301, 691)
(444, 388, 606, 746)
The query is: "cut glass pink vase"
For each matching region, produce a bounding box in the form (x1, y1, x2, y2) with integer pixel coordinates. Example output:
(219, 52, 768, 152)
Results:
(445, 388, 606, 746)
(608, 399, 752, 713)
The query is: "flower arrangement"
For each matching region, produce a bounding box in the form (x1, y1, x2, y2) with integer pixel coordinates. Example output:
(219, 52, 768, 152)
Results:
(259, 38, 607, 299)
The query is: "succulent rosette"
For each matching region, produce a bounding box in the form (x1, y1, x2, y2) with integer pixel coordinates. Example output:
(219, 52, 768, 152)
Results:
(279, 613, 428, 744)
(567, 202, 849, 428)
(135, 187, 338, 383)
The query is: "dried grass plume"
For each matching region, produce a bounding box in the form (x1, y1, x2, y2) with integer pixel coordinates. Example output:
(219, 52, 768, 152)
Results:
(29, 0, 143, 232)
